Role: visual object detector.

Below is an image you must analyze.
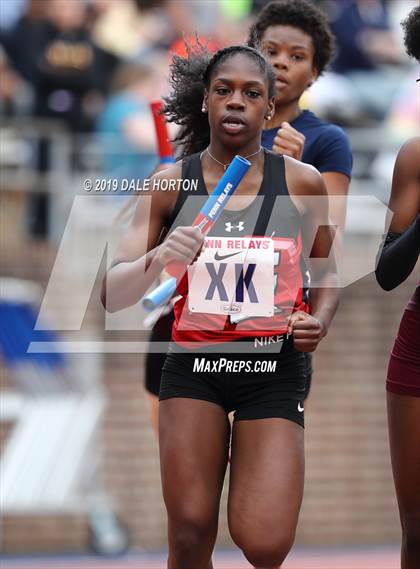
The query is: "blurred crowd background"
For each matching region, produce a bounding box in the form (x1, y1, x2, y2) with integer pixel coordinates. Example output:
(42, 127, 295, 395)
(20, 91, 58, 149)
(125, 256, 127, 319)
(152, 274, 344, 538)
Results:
(0, 0, 419, 559)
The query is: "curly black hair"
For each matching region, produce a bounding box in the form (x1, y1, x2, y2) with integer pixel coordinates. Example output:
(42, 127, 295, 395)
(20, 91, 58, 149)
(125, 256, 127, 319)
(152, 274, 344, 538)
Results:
(247, 0, 334, 75)
(163, 44, 275, 157)
(401, 5, 420, 62)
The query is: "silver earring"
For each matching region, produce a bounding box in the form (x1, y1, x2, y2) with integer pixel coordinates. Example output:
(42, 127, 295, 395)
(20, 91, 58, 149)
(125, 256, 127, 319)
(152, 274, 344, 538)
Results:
(202, 106, 207, 113)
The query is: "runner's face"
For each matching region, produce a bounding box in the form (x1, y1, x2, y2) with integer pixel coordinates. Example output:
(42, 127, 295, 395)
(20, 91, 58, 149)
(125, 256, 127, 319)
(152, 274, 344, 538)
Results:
(204, 53, 273, 149)
(259, 25, 317, 105)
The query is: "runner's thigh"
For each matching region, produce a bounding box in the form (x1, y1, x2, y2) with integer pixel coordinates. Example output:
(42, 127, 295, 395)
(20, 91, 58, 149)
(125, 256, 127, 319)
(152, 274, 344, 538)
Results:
(228, 417, 304, 548)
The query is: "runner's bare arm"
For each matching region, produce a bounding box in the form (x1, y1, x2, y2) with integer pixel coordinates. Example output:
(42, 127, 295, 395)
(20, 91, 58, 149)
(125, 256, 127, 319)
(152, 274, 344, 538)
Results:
(271, 123, 350, 241)
(101, 165, 203, 312)
(375, 137, 420, 290)
(386, 138, 419, 233)
(321, 171, 349, 246)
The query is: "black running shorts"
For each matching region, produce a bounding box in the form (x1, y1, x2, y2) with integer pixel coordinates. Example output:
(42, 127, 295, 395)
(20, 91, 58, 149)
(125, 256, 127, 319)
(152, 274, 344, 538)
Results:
(159, 335, 307, 427)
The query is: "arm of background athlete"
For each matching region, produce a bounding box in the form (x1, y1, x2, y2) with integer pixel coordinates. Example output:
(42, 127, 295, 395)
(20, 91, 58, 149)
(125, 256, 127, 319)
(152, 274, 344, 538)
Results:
(101, 165, 203, 312)
(302, 170, 340, 339)
(271, 126, 351, 251)
(285, 158, 340, 350)
(375, 138, 420, 291)
(313, 128, 351, 253)
(321, 171, 349, 242)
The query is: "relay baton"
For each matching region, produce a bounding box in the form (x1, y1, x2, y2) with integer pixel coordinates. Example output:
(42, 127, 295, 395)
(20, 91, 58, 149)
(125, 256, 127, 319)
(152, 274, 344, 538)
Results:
(142, 278, 177, 312)
(142, 155, 251, 311)
(150, 100, 175, 164)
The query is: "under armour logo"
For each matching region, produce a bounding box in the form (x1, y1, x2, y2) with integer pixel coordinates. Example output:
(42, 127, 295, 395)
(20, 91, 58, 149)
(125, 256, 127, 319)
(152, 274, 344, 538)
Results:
(225, 221, 244, 232)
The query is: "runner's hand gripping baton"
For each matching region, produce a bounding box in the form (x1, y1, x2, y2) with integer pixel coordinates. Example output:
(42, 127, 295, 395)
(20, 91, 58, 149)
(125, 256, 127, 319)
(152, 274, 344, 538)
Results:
(150, 100, 175, 164)
(142, 155, 251, 311)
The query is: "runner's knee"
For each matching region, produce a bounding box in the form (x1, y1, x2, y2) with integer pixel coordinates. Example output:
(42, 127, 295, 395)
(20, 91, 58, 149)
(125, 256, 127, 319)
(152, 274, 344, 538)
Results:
(233, 532, 295, 568)
(242, 539, 293, 567)
(169, 509, 217, 556)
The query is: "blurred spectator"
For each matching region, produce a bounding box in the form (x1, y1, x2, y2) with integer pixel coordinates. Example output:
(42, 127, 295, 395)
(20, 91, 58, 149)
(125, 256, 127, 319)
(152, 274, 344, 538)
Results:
(92, 0, 194, 59)
(96, 60, 164, 183)
(1, 0, 119, 129)
(0, 0, 48, 88)
(330, 0, 402, 73)
(306, 0, 407, 123)
(38, 0, 117, 131)
(1, 0, 119, 237)
(0, 46, 32, 115)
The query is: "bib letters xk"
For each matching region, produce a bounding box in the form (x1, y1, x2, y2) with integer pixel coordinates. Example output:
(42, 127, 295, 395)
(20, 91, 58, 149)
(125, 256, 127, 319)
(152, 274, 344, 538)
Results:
(188, 237, 275, 318)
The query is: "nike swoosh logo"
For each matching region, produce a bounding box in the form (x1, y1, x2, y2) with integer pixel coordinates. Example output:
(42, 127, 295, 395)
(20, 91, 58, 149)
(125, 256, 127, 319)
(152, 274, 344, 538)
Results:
(298, 402, 304, 412)
(214, 250, 244, 261)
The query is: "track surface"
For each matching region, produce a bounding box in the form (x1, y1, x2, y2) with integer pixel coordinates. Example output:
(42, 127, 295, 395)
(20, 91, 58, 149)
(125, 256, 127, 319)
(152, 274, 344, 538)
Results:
(0, 545, 400, 568)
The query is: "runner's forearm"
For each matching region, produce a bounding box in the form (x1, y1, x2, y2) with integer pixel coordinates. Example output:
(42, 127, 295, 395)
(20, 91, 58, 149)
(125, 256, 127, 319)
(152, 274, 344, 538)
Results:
(101, 247, 163, 312)
(375, 215, 420, 291)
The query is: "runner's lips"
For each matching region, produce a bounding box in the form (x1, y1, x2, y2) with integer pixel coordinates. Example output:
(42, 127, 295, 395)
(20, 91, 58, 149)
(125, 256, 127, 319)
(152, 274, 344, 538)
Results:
(221, 114, 246, 126)
(276, 75, 289, 84)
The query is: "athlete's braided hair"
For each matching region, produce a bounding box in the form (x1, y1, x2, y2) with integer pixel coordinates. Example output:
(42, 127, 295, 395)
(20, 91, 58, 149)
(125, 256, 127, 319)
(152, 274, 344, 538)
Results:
(401, 5, 420, 62)
(163, 44, 275, 157)
(247, 0, 334, 76)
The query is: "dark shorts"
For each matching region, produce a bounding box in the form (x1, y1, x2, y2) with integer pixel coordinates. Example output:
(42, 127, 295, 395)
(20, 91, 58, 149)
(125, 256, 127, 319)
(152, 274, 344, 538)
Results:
(159, 335, 307, 427)
(387, 307, 420, 397)
(146, 311, 313, 401)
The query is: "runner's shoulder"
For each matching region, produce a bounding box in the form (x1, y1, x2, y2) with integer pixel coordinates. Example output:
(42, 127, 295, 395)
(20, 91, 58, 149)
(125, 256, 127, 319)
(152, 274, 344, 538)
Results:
(283, 155, 326, 197)
(395, 137, 420, 174)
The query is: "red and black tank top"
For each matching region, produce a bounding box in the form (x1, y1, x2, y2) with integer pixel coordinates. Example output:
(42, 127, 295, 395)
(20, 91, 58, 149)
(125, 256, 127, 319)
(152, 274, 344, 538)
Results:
(164, 149, 309, 347)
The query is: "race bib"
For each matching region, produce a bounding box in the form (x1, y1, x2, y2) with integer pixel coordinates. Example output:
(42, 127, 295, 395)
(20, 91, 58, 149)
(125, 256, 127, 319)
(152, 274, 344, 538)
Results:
(188, 237, 275, 317)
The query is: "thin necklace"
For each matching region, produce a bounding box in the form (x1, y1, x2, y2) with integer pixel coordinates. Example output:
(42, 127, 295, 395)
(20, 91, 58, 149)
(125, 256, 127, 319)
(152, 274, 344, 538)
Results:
(204, 146, 263, 171)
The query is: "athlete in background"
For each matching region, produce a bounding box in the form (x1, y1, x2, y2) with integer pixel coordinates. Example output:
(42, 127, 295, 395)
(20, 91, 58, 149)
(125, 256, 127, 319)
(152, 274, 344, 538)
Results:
(248, 0, 351, 232)
(375, 6, 420, 568)
(248, 0, 352, 398)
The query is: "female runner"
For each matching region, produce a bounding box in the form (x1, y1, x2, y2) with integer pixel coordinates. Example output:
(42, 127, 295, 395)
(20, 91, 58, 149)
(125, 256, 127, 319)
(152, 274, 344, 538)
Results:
(144, 0, 352, 410)
(103, 45, 339, 568)
(375, 6, 420, 568)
